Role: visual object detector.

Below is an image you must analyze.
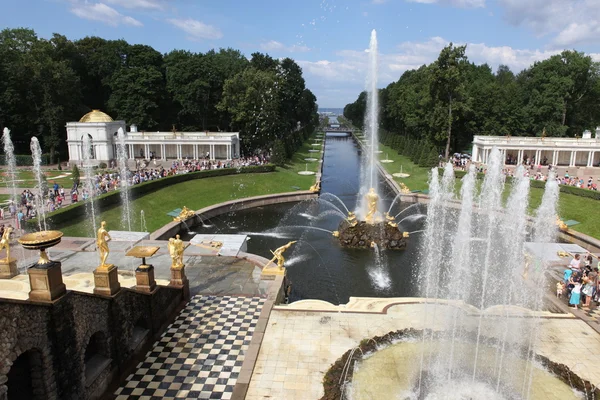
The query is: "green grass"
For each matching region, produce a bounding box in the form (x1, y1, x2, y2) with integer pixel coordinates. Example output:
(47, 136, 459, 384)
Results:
(0, 169, 74, 188)
(376, 143, 432, 191)
(58, 135, 321, 237)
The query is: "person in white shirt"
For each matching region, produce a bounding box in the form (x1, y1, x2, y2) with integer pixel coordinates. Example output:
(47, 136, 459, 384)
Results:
(570, 254, 582, 272)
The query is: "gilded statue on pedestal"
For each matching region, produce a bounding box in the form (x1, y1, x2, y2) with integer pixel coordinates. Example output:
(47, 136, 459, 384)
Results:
(556, 216, 568, 231)
(168, 234, 185, 268)
(0, 226, 13, 262)
(267, 241, 297, 269)
(347, 211, 358, 227)
(365, 188, 379, 224)
(97, 221, 111, 267)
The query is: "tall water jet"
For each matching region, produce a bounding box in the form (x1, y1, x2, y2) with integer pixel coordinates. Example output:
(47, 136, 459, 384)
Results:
(533, 171, 559, 243)
(2, 128, 17, 203)
(116, 128, 132, 231)
(358, 29, 380, 218)
(30, 137, 47, 231)
(82, 135, 97, 237)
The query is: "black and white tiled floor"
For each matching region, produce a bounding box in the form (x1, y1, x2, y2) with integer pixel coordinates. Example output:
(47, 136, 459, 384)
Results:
(115, 295, 265, 399)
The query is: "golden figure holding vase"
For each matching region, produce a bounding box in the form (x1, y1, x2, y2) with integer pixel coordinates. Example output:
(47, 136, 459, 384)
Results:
(96, 221, 111, 268)
(365, 188, 379, 224)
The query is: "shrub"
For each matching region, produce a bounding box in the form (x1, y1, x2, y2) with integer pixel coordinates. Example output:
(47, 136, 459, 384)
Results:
(72, 165, 81, 186)
(57, 157, 61, 170)
(98, 162, 107, 169)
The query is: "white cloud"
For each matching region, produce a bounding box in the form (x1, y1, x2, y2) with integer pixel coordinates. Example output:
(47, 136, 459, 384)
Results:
(300, 36, 591, 107)
(406, 0, 485, 8)
(70, 3, 143, 27)
(498, 0, 600, 47)
(167, 18, 223, 41)
(104, 0, 165, 10)
(260, 40, 310, 53)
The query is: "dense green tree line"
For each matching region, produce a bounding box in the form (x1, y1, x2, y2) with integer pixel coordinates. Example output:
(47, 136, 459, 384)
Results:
(344, 44, 600, 158)
(0, 28, 318, 159)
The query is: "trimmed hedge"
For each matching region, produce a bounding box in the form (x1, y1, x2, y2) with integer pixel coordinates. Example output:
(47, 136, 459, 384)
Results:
(28, 164, 276, 229)
(441, 168, 600, 200)
(0, 154, 51, 166)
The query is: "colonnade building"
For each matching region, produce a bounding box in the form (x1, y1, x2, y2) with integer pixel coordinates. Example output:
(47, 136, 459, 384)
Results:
(472, 129, 600, 167)
(66, 110, 240, 164)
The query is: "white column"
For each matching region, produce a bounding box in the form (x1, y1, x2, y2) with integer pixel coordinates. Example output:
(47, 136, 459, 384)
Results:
(535, 150, 541, 164)
(570, 151, 576, 167)
(552, 150, 557, 166)
(144, 144, 149, 159)
(591, 151, 596, 167)
(176, 144, 181, 159)
(227, 144, 231, 160)
(472, 145, 479, 163)
(193, 144, 197, 160)
(587, 151, 593, 167)
(210, 144, 215, 160)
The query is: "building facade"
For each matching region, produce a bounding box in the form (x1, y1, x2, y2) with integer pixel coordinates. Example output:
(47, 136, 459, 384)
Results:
(472, 129, 600, 167)
(66, 110, 240, 164)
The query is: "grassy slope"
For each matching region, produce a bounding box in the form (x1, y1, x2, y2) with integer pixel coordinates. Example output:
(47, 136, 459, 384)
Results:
(376, 142, 600, 239)
(58, 135, 322, 237)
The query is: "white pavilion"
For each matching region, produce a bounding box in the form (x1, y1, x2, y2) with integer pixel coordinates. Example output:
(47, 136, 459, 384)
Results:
(66, 110, 240, 164)
(472, 128, 600, 167)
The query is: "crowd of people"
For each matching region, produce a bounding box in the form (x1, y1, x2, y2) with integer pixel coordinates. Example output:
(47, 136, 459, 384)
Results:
(562, 253, 600, 310)
(501, 169, 599, 191)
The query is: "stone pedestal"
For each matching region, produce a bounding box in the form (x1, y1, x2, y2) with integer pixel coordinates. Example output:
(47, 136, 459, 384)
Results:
(93, 264, 121, 296)
(260, 265, 286, 280)
(0, 258, 17, 279)
(28, 261, 67, 302)
(169, 264, 188, 286)
(135, 265, 157, 293)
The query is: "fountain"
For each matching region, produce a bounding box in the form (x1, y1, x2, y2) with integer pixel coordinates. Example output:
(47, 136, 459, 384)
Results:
(116, 127, 132, 231)
(297, 164, 315, 175)
(82, 135, 97, 237)
(2, 128, 17, 203)
(381, 153, 394, 163)
(30, 137, 47, 231)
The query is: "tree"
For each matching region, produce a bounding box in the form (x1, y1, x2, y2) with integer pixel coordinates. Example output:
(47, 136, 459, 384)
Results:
(271, 139, 287, 166)
(72, 164, 80, 186)
(430, 43, 468, 158)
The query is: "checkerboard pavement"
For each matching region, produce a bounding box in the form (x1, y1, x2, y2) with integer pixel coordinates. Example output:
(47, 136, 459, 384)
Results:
(115, 295, 265, 399)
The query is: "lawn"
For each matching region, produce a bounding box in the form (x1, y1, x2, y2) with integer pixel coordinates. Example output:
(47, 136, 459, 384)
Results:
(0, 169, 74, 189)
(58, 134, 322, 237)
(375, 140, 600, 239)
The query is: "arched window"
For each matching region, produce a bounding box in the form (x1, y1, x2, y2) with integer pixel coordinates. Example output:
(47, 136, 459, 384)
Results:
(6, 348, 47, 400)
(84, 331, 111, 386)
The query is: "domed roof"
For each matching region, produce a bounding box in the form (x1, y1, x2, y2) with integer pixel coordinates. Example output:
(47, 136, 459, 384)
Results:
(79, 110, 113, 123)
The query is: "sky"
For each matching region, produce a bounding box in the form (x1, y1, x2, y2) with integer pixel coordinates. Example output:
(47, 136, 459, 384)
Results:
(2, 0, 600, 108)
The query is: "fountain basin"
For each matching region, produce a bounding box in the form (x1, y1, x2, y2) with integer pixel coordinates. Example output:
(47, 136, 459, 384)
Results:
(393, 173, 411, 178)
(380, 160, 394, 163)
(308, 149, 320, 153)
(298, 171, 316, 175)
(337, 221, 407, 250)
(323, 329, 595, 400)
(304, 158, 318, 162)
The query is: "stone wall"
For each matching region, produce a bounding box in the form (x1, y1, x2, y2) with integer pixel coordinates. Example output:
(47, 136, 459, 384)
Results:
(0, 285, 186, 400)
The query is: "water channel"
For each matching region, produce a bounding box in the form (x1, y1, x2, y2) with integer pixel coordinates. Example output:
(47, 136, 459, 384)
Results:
(183, 132, 424, 304)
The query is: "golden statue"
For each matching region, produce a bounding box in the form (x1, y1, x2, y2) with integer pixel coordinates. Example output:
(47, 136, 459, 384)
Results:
(332, 231, 340, 238)
(309, 180, 321, 193)
(266, 241, 297, 269)
(402, 232, 410, 238)
(174, 206, 195, 222)
(347, 211, 358, 227)
(168, 234, 185, 268)
(557, 251, 570, 258)
(365, 188, 379, 224)
(399, 183, 411, 194)
(96, 221, 111, 267)
(0, 226, 13, 261)
(556, 216, 568, 231)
